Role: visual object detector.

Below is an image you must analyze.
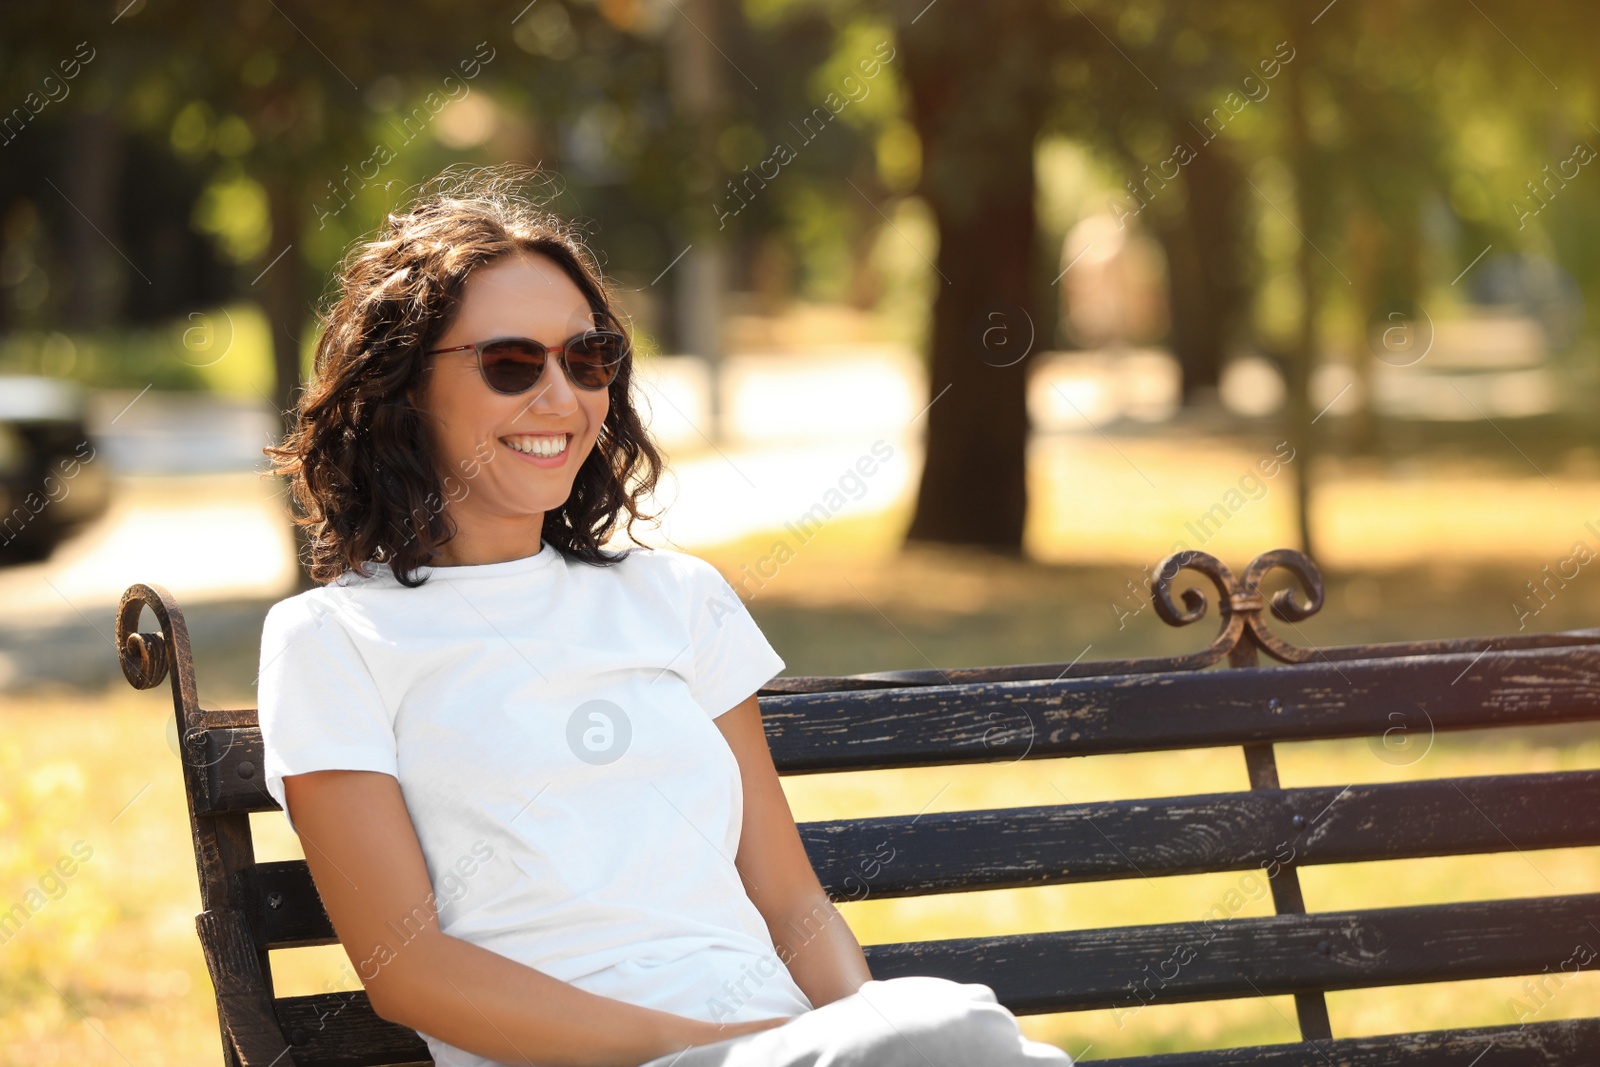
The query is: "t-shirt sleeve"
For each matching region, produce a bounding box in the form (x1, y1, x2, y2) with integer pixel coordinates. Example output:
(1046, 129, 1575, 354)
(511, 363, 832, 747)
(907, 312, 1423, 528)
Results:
(679, 554, 787, 719)
(257, 594, 399, 835)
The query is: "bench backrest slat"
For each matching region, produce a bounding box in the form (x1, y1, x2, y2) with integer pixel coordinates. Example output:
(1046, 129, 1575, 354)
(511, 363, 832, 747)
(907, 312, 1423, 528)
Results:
(242, 769, 1600, 950)
(864, 891, 1600, 1014)
(762, 629, 1600, 692)
(192, 644, 1600, 814)
(762, 645, 1600, 772)
(801, 769, 1600, 895)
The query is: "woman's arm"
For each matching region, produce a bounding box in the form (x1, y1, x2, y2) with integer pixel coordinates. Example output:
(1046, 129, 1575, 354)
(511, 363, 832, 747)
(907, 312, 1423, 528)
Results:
(714, 692, 876, 1008)
(284, 768, 788, 1067)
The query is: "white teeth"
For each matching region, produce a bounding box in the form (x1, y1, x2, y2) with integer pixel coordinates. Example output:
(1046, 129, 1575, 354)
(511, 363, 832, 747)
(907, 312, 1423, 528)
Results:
(504, 435, 568, 458)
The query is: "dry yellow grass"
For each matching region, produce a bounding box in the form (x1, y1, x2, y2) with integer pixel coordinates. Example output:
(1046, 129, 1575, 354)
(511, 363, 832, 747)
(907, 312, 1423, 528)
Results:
(1, 687, 216, 1065)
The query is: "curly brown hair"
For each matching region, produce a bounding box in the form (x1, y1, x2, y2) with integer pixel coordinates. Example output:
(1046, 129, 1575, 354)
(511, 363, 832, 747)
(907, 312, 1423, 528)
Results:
(263, 164, 666, 588)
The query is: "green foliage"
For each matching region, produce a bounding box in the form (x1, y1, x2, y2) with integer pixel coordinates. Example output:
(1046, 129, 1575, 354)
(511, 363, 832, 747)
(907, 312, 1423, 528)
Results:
(0, 303, 275, 396)
(7, 0, 1600, 387)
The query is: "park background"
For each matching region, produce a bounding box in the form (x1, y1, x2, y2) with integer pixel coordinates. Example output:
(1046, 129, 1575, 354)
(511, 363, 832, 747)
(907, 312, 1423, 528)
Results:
(3, 0, 1600, 1062)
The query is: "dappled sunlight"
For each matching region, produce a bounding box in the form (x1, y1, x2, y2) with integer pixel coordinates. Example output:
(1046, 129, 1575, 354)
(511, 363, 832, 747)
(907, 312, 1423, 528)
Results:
(1027, 433, 1600, 571)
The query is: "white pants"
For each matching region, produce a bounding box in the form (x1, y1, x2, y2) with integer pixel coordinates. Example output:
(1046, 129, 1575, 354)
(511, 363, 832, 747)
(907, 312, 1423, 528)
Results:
(637, 976, 1075, 1067)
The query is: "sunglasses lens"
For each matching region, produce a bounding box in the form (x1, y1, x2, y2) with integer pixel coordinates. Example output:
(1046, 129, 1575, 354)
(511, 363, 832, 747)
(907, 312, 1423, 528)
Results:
(478, 338, 547, 393)
(474, 333, 628, 393)
(566, 332, 628, 389)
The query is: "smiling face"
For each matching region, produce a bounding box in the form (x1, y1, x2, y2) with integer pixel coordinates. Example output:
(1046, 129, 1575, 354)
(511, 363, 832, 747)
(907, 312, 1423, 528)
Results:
(412, 251, 612, 567)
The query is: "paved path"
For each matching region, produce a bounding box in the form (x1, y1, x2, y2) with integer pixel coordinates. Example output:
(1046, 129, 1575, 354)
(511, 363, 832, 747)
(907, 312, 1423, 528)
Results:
(4, 359, 1598, 694)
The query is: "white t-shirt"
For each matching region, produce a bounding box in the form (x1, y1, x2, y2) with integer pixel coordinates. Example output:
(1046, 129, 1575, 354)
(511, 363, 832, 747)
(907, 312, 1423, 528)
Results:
(257, 541, 814, 1067)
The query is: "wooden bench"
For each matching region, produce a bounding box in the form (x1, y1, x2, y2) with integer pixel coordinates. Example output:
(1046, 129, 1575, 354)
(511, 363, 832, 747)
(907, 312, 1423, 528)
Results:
(115, 545, 1600, 1066)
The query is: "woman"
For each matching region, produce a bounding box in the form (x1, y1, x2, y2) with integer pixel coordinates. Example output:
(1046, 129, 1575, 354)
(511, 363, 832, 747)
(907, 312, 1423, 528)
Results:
(258, 165, 1074, 1067)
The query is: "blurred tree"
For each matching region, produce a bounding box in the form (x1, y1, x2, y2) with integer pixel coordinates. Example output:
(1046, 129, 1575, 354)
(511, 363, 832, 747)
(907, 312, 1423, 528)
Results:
(889, 0, 1065, 553)
(1046, 1, 1264, 408)
(1279, 3, 1323, 566)
(0, 117, 234, 335)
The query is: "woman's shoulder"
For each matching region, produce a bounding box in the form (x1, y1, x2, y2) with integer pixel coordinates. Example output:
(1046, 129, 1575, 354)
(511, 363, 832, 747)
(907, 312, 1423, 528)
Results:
(594, 546, 745, 621)
(611, 543, 725, 590)
(262, 566, 387, 633)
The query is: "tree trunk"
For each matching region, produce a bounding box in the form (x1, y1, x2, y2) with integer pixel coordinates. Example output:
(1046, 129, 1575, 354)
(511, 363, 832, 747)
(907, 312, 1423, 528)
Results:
(1346, 201, 1383, 455)
(64, 111, 125, 329)
(1153, 212, 1215, 402)
(667, 0, 730, 441)
(898, 0, 1051, 553)
(1284, 9, 1321, 565)
(1150, 138, 1250, 406)
(262, 173, 317, 594)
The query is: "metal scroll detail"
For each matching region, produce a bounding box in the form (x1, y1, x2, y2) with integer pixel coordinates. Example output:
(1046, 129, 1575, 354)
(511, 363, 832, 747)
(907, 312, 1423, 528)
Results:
(1149, 547, 1325, 667)
(116, 582, 203, 743)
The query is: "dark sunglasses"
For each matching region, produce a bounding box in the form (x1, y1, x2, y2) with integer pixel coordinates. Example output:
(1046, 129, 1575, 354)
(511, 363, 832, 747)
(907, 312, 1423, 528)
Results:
(426, 329, 629, 393)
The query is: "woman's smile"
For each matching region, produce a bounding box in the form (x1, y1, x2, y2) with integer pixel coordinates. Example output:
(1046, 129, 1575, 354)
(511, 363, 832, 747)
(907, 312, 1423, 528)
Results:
(500, 432, 574, 467)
